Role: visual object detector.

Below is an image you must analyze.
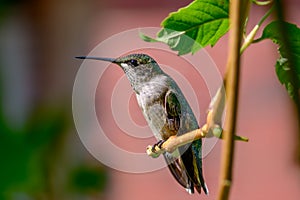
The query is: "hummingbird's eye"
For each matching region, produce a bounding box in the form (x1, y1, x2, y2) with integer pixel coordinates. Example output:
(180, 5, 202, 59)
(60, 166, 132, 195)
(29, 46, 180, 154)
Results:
(129, 59, 139, 67)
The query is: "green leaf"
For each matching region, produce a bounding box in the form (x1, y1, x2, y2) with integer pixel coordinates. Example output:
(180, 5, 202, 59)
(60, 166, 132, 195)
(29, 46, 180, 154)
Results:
(260, 21, 300, 100)
(140, 0, 229, 55)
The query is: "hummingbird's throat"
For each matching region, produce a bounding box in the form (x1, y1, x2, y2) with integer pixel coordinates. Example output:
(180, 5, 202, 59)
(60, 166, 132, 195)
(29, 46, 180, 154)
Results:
(120, 63, 129, 70)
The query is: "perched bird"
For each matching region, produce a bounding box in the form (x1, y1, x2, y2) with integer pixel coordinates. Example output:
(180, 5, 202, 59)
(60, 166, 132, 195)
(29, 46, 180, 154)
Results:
(76, 53, 208, 195)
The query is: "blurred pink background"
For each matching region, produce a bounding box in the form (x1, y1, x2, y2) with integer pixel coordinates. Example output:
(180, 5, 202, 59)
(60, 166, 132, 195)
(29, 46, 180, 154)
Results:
(1, 0, 299, 199)
(91, 1, 300, 200)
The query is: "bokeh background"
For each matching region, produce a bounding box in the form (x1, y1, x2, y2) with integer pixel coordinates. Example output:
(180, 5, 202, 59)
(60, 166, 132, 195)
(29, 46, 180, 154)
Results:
(0, 0, 300, 199)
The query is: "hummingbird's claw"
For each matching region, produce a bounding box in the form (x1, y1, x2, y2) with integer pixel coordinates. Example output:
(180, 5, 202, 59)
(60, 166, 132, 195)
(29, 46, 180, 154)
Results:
(152, 140, 165, 152)
(146, 140, 166, 158)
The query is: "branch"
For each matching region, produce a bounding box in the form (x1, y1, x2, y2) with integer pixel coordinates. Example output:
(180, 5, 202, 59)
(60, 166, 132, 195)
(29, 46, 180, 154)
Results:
(217, 0, 248, 199)
(147, 124, 222, 158)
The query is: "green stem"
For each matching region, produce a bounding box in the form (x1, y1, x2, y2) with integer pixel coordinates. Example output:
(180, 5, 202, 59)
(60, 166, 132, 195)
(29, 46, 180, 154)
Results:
(241, 4, 274, 53)
(252, 0, 273, 6)
(240, 25, 259, 53)
(258, 4, 275, 26)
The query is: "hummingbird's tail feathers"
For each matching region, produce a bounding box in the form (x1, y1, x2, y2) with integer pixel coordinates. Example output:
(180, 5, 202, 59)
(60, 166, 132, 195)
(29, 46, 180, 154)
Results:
(192, 156, 208, 195)
(163, 154, 194, 194)
(186, 179, 194, 194)
(193, 140, 209, 195)
(185, 188, 193, 195)
(178, 141, 209, 195)
(203, 183, 209, 195)
(197, 159, 209, 195)
(197, 170, 209, 195)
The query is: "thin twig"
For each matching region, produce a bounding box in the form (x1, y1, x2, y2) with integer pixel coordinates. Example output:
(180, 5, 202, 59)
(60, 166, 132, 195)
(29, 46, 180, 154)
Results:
(241, 4, 274, 52)
(217, 0, 248, 199)
(147, 124, 222, 158)
(146, 129, 204, 158)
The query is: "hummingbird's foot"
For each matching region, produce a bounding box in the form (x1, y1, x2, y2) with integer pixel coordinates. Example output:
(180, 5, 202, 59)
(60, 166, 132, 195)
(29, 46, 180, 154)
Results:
(152, 140, 165, 152)
(157, 140, 165, 148)
(146, 140, 166, 158)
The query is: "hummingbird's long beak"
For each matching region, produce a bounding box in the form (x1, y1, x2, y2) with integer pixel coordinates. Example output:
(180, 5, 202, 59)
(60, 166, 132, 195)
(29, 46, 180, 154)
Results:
(75, 56, 116, 63)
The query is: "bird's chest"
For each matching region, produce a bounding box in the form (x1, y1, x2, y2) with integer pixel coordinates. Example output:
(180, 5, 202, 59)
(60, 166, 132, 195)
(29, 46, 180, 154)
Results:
(136, 83, 167, 111)
(136, 92, 165, 129)
(135, 84, 170, 139)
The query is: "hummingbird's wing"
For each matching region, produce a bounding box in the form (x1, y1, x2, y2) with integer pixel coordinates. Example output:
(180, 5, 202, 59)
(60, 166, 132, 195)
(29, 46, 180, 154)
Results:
(162, 90, 195, 193)
(164, 90, 208, 195)
(165, 90, 181, 131)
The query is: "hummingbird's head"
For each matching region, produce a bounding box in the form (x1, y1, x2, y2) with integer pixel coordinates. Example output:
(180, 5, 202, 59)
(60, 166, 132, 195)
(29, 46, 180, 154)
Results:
(76, 53, 163, 92)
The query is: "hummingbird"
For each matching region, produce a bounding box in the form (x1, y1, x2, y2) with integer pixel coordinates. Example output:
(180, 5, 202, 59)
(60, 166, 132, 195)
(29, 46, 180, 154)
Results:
(76, 53, 208, 195)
